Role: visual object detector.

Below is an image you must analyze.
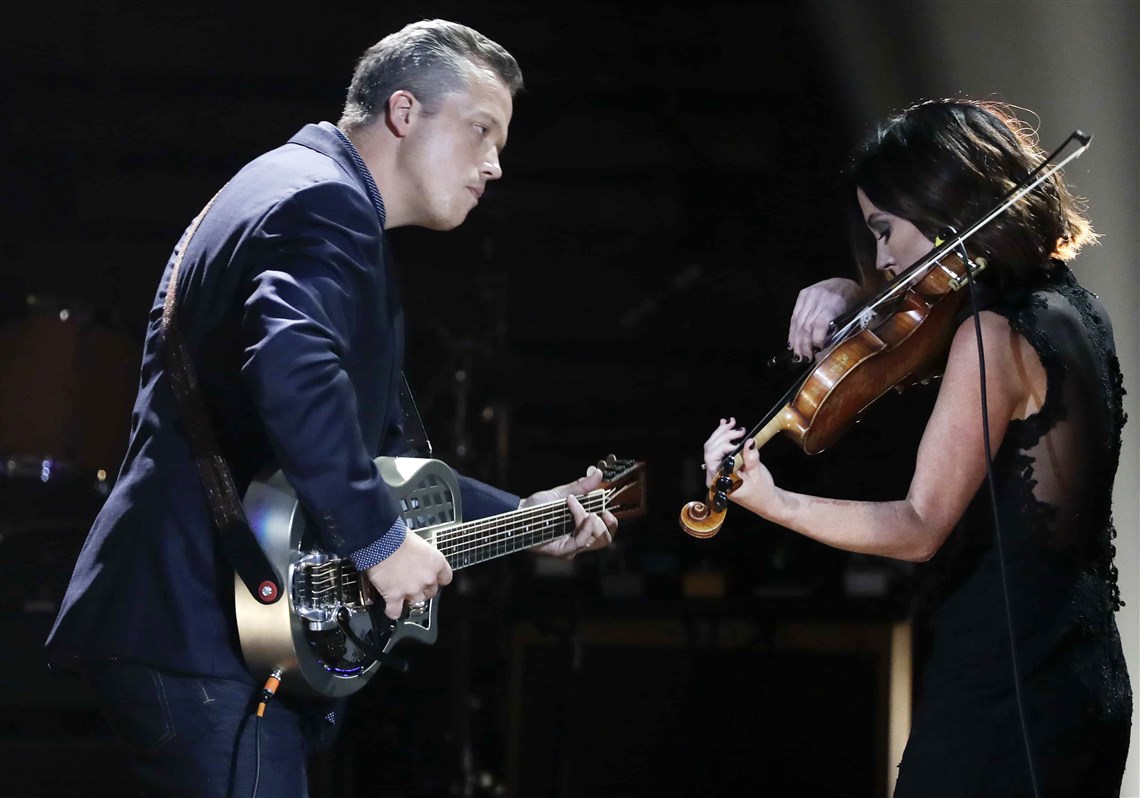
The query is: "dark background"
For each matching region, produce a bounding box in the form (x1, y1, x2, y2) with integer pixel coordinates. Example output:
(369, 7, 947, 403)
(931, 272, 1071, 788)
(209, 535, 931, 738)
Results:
(0, 2, 940, 796)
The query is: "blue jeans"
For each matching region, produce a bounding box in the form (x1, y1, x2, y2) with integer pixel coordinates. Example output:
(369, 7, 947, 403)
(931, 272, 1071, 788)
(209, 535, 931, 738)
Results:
(81, 661, 343, 798)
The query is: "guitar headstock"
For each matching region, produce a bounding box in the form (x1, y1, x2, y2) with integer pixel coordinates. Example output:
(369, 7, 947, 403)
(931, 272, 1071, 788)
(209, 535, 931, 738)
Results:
(596, 454, 647, 520)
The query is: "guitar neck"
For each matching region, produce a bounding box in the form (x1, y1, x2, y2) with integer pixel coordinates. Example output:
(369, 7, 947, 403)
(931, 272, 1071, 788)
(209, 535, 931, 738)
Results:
(431, 489, 611, 569)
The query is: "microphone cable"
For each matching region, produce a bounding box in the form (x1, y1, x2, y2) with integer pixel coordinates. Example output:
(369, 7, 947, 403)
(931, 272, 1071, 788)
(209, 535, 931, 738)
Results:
(949, 231, 1040, 798)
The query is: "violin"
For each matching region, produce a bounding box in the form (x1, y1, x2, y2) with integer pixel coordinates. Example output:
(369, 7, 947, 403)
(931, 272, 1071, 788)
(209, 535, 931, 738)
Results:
(680, 131, 1092, 540)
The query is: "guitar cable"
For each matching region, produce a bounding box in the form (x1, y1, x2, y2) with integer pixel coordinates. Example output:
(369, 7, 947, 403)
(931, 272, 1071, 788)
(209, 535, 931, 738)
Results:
(949, 231, 1041, 798)
(256, 667, 284, 717)
(338, 605, 409, 673)
(248, 667, 284, 798)
(242, 613, 408, 797)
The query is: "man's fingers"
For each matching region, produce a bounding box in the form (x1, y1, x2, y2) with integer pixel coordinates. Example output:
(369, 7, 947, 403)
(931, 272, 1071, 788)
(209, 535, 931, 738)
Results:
(602, 509, 619, 534)
(566, 493, 585, 521)
(573, 465, 602, 494)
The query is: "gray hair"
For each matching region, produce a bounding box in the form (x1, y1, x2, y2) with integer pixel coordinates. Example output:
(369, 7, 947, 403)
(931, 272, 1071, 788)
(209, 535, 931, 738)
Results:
(338, 19, 523, 130)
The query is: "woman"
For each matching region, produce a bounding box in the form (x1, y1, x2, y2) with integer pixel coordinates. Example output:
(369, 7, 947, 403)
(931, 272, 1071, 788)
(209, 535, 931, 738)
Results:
(703, 99, 1131, 796)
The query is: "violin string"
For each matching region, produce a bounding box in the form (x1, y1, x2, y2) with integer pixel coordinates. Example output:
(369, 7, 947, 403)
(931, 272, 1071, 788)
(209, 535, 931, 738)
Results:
(729, 369, 813, 466)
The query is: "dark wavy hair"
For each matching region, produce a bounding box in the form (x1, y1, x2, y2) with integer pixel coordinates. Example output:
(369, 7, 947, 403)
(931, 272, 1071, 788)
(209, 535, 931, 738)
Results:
(338, 19, 524, 131)
(846, 99, 1097, 290)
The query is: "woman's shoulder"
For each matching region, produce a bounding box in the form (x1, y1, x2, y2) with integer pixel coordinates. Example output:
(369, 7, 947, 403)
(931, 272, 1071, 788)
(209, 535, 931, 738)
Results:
(966, 261, 1108, 339)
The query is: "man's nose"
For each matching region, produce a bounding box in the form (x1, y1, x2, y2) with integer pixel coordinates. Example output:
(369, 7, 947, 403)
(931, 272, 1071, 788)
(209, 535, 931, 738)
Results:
(482, 150, 503, 181)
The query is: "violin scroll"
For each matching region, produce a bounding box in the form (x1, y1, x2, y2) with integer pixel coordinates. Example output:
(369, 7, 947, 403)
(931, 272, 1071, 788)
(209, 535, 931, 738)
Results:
(679, 466, 739, 538)
(679, 498, 726, 539)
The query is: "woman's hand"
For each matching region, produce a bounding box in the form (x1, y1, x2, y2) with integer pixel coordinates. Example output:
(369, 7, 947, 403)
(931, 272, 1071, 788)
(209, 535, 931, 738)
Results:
(732, 435, 777, 512)
(788, 277, 865, 362)
(703, 417, 777, 514)
(703, 417, 745, 487)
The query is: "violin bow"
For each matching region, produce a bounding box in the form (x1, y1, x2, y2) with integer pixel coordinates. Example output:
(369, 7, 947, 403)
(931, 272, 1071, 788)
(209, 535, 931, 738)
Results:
(826, 131, 1092, 346)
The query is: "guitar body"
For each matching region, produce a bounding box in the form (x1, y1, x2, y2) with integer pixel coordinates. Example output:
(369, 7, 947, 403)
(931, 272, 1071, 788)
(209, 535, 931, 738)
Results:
(234, 457, 460, 698)
(235, 454, 645, 698)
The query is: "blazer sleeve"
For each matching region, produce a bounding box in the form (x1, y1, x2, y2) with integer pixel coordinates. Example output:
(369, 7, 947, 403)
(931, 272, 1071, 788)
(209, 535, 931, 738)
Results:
(237, 181, 406, 560)
(457, 475, 520, 519)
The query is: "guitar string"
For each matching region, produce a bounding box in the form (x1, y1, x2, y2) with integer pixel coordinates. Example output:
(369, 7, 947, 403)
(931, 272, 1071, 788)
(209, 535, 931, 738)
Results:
(420, 491, 610, 549)
(331, 493, 615, 597)
(432, 492, 614, 562)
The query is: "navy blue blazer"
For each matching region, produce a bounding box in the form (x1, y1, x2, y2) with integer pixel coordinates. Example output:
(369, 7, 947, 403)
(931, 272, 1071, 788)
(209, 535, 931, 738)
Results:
(46, 122, 519, 681)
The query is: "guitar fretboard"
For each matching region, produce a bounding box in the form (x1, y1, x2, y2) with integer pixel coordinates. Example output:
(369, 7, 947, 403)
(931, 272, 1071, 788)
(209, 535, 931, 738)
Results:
(431, 490, 612, 569)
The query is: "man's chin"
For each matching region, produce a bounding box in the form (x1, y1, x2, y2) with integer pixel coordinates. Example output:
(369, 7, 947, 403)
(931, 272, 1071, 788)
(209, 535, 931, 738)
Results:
(425, 213, 468, 232)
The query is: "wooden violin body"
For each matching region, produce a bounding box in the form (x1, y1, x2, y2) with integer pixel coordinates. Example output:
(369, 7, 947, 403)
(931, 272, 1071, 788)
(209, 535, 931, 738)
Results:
(681, 249, 983, 539)
(790, 270, 968, 456)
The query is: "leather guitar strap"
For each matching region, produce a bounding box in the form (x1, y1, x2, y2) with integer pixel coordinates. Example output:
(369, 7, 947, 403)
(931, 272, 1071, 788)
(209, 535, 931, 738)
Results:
(160, 188, 282, 605)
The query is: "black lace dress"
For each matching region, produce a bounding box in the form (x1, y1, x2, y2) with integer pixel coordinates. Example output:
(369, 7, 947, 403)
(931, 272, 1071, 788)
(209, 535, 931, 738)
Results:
(893, 264, 1132, 797)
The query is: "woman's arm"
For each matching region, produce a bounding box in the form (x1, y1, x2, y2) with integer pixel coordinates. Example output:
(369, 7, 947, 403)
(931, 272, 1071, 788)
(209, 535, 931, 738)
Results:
(707, 310, 1045, 561)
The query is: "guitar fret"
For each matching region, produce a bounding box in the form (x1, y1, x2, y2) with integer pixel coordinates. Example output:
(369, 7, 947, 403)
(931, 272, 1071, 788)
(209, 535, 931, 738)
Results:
(420, 475, 628, 572)
(442, 506, 579, 568)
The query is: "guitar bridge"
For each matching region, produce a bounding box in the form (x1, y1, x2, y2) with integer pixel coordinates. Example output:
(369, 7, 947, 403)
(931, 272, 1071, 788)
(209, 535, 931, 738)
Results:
(293, 552, 367, 631)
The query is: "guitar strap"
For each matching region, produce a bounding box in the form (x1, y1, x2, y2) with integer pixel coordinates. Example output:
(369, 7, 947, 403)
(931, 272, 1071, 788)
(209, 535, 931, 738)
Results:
(397, 372, 433, 457)
(161, 186, 283, 605)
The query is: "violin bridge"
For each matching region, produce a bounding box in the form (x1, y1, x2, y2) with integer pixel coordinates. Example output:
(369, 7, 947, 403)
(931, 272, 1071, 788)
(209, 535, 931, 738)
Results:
(946, 256, 988, 291)
(855, 306, 876, 328)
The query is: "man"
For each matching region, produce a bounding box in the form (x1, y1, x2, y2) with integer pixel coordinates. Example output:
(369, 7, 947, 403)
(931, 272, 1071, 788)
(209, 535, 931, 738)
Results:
(46, 19, 617, 797)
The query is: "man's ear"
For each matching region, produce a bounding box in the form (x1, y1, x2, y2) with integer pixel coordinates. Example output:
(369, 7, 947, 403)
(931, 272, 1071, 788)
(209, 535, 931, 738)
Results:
(385, 90, 416, 137)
